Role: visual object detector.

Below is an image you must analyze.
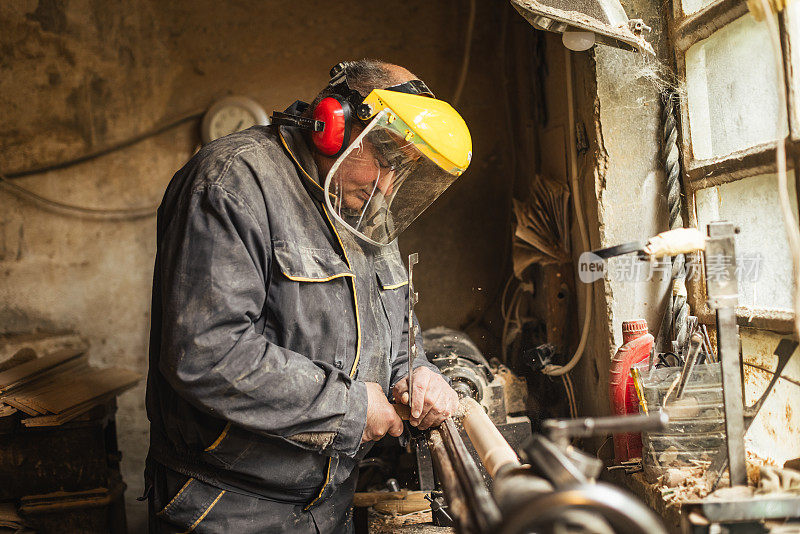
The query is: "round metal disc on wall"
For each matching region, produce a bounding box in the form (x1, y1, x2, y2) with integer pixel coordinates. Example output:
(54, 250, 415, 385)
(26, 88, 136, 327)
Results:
(201, 95, 269, 144)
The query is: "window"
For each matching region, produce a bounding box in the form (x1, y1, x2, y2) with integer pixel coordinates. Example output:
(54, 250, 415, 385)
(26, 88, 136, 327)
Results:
(671, 0, 800, 331)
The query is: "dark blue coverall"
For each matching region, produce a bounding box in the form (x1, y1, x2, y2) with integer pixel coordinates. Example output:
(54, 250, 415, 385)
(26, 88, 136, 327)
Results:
(144, 123, 438, 533)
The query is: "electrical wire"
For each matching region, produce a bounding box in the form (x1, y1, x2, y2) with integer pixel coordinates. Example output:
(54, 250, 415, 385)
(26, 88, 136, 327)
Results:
(0, 173, 158, 220)
(500, 275, 515, 322)
(759, 0, 800, 339)
(3, 110, 204, 179)
(501, 284, 525, 363)
(451, 0, 476, 107)
(0, 110, 205, 219)
(542, 48, 593, 376)
(562, 373, 578, 419)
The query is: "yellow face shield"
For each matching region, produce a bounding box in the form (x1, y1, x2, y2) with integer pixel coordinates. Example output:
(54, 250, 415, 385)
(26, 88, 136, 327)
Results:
(323, 90, 472, 245)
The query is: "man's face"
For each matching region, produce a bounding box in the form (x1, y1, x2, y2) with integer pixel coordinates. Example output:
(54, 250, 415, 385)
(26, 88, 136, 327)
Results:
(333, 136, 396, 210)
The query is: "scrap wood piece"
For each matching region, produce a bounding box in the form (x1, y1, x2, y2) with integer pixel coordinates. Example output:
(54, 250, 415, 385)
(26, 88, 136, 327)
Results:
(0, 348, 87, 393)
(2, 395, 46, 416)
(33, 367, 140, 414)
(0, 348, 37, 373)
(0, 332, 88, 365)
(21, 372, 141, 427)
(0, 501, 27, 529)
(0, 404, 18, 417)
(0, 358, 92, 407)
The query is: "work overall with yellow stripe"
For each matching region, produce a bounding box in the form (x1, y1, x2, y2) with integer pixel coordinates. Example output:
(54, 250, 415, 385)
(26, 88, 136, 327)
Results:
(145, 123, 435, 533)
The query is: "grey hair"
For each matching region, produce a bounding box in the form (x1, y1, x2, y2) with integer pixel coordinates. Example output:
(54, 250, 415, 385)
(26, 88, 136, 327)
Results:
(307, 59, 417, 113)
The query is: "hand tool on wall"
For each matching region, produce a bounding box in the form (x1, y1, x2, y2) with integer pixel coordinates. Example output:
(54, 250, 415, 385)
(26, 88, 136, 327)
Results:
(590, 227, 706, 260)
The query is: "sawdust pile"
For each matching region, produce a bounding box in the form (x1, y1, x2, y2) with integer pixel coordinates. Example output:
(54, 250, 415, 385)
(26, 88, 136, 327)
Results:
(656, 459, 712, 507)
(367, 509, 443, 534)
(653, 450, 772, 508)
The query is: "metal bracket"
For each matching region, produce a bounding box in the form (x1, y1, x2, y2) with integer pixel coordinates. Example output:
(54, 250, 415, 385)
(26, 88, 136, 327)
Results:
(704, 221, 747, 487)
(407, 253, 419, 407)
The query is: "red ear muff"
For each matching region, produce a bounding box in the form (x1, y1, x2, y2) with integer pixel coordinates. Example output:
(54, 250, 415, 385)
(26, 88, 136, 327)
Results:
(312, 95, 353, 157)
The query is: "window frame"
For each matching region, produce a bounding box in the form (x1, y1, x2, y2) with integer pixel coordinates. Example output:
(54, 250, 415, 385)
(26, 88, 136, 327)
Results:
(669, 0, 800, 333)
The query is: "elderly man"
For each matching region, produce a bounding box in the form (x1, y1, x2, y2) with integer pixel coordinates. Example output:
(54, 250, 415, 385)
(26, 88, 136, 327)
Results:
(145, 59, 471, 533)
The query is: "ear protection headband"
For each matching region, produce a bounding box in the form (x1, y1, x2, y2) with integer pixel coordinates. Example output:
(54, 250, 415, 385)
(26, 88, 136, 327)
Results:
(271, 63, 434, 158)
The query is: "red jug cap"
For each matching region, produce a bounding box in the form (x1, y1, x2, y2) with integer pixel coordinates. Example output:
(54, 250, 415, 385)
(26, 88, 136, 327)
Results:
(622, 320, 648, 343)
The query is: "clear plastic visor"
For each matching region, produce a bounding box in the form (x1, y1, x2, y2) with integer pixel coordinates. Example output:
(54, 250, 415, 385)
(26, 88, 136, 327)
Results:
(323, 110, 458, 245)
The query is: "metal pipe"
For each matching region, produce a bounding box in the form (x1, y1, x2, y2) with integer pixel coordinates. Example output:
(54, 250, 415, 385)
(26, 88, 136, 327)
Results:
(542, 411, 669, 449)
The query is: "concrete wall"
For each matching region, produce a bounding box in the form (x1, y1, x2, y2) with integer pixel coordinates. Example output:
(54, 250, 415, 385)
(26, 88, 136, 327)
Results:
(0, 1, 513, 529)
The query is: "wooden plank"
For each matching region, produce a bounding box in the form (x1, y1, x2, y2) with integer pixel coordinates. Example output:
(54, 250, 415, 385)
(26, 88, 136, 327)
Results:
(0, 360, 91, 405)
(33, 368, 140, 414)
(0, 349, 86, 393)
(21, 381, 136, 427)
(2, 396, 44, 416)
(0, 348, 37, 373)
(27, 367, 111, 413)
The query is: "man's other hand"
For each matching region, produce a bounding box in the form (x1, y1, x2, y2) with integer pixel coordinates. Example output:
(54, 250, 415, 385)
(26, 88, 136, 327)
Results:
(392, 367, 458, 430)
(362, 382, 404, 443)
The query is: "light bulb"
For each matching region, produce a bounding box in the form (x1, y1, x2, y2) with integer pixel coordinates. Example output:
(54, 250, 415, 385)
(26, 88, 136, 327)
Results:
(562, 30, 596, 51)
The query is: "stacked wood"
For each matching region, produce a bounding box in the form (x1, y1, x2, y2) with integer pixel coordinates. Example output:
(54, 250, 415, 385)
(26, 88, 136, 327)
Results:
(0, 333, 141, 426)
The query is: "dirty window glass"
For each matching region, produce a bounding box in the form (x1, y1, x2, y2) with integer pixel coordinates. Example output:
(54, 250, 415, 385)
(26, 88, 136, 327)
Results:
(685, 13, 786, 160)
(695, 172, 798, 310)
(681, 0, 718, 16)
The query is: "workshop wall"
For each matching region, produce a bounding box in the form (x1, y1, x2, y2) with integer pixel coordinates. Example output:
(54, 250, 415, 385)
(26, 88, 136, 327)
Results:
(0, 1, 512, 529)
(575, 0, 673, 429)
(538, 0, 800, 467)
(527, 0, 672, 441)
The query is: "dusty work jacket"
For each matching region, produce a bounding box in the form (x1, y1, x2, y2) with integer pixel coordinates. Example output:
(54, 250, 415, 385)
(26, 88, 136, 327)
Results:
(145, 123, 437, 528)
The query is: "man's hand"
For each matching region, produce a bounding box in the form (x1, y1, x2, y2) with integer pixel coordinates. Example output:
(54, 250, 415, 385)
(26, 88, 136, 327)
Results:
(392, 367, 459, 430)
(362, 382, 404, 443)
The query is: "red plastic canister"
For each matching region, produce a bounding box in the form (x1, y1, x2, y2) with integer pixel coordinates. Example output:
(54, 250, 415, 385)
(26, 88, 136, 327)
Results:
(609, 319, 653, 462)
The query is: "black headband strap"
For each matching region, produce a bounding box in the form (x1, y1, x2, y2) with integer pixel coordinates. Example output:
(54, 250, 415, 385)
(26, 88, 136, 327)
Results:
(270, 66, 437, 132)
(328, 62, 435, 107)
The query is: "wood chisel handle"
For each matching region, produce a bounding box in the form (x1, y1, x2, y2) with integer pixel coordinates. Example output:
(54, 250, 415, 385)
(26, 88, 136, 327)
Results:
(392, 403, 411, 421)
(643, 228, 706, 257)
